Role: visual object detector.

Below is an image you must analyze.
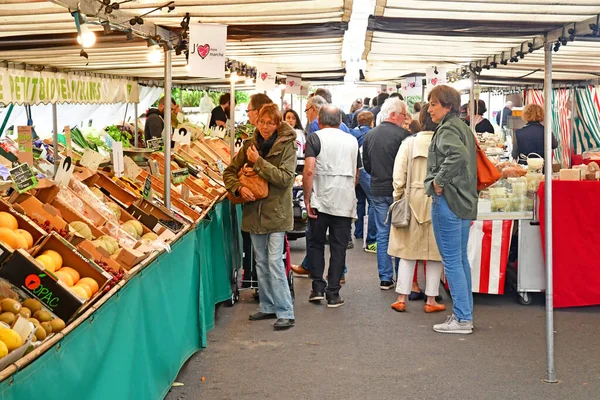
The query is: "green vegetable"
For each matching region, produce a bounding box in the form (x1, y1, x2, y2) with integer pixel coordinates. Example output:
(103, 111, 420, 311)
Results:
(85, 133, 110, 152)
(70, 127, 90, 150)
(105, 126, 132, 148)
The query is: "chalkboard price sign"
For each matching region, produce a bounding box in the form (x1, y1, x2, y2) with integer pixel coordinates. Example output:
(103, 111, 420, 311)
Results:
(146, 137, 164, 151)
(143, 176, 152, 200)
(171, 168, 190, 184)
(10, 163, 38, 193)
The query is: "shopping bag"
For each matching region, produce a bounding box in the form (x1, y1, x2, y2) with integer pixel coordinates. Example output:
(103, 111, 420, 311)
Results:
(476, 141, 501, 191)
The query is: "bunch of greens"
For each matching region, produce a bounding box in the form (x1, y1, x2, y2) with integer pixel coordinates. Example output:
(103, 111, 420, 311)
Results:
(105, 125, 132, 148)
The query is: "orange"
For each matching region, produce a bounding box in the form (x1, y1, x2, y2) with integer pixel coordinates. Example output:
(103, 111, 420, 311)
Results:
(70, 285, 90, 300)
(77, 278, 99, 295)
(13, 234, 28, 250)
(42, 250, 63, 271)
(0, 227, 17, 249)
(74, 283, 92, 298)
(15, 229, 33, 249)
(54, 271, 74, 287)
(0, 212, 18, 230)
(35, 254, 55, 272)
(59, 267, 80, 284)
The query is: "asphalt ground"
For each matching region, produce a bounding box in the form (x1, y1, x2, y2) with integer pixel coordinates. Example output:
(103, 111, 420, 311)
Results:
(166, 237, 600, 400)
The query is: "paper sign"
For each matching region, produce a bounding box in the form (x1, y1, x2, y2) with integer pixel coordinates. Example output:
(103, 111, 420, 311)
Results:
(188, 24, 227, 79)
(64, 126, 72, 157)
(80, 148, 105, 171)
(255, 63, 277, 91)
(385, 84, 396, 94)
(17, 126, 33, 165)
(112, 141, 124, 178)
(10, 163, 38, 193)
(54, 156, 74, 187)
(124, 156, 142, 180)
(300, 83, 309, 97)
(143, 176, 152, 200)
(406, 77, 422, 96)
(171, 168, 190, 184)
(426, 67, 447, 89)
(146, 137, 164, 151)
(216, 159, 224, 174)
(286, 75, 301, 95)
(172, 126, 191, 145)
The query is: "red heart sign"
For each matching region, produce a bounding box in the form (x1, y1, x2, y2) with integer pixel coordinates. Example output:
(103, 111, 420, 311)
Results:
(409, 82, 415, 88)
(431, 78, 438, 85)
(289, 81, 295, 87)
(198, 44, 210, 59)
(388, 87, 393, 92)
(261, 73, 268, 81)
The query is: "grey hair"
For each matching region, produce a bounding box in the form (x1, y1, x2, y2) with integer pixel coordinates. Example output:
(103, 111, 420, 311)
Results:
(308, 95, 328, 111)
(318, 105, 342, 128)
(505, 101, 513, 107)
(380, 97, 407, 121)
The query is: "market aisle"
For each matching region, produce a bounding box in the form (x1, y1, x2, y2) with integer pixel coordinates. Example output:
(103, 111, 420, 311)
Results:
(166, 238, 600, 400)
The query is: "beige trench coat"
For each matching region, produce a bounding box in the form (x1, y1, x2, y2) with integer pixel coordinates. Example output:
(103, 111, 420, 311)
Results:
(388, 131, 441, 261)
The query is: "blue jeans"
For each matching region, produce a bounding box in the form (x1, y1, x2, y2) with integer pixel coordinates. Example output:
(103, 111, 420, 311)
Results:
(356, 169, 377, 245)
(250, 232, 294, 319)
(431, 195, 473, 322)
(371, 195, 399, 281)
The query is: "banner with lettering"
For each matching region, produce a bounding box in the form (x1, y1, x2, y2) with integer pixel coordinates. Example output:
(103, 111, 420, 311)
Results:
(188, 23, 227, 79)
(0, 68, 139, 105)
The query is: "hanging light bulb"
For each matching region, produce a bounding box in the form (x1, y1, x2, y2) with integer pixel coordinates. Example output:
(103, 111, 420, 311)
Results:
(147, 45, 162, 64)
(76, 23, 96, 48)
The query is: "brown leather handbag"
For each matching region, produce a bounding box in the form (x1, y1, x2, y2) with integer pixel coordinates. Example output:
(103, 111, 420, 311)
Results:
(227, 163, 269, 204)
(476, 141, 501, 191)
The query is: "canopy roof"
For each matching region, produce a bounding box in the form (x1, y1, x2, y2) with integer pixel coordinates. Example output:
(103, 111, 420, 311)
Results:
(0, 0, 351, 86)
(364, 0, 600, 85)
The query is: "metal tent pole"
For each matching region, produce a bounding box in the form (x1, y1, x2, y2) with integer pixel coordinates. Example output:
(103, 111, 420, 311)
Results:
(230, 78, 236, 158)
(133, 102, 139, 148)
(488, 90, 492, 122)
(570, 86, 576, 168)
(543, 42, 558, 384)
(469, 74, 475, 131)
(52, 103, 59, 176)
(163, 47, 172, 210)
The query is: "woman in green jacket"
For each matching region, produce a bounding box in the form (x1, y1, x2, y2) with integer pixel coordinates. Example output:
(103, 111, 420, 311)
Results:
(224, 103, 297, 330)
(425, 85, 478, 335)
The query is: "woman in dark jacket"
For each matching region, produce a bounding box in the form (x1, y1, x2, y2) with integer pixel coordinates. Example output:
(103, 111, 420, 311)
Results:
(512, 104, 558, 164)
(224, 103, 297, 330)
(464, 100, 494, 134)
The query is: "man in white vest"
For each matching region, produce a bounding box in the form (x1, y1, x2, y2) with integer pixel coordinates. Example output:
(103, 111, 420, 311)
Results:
(303, 105, 360, 308)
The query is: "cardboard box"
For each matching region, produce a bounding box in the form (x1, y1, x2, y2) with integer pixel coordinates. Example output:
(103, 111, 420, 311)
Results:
(9, 192, 68, 232)
(51, 197, 105, 239)
(559, 169, 582, 181)
(113, 246, 147, 271)
(128, 199, 187, 234)
(95, 172, 139, 207)
(72, 166, 99, 186)
(77, 239, 122, 273)
(0, 199, 47, 248)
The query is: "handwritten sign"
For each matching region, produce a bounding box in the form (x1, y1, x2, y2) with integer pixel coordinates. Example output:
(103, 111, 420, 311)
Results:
(172, 126, 191, 145)
(80, 148, 105, 171)
(10, 163, 38, 193)
(143, 176, 152, 200)
(17, 126, 33, 165)
(64, 126, 72, 157)
(171, 168, 190, 184)
(54, 156, 74, 187)
(146, 137, 164, 151)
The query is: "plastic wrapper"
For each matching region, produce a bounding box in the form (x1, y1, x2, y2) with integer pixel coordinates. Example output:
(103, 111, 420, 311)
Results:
(69, 178, 119, 226)
(57, 186, 86, 217)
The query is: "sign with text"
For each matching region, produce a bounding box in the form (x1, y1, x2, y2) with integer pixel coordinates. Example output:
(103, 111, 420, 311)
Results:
(10, 163, 38, 193)
(171, 168, 190, 184)
(0, 68, 139, 105)
(79, 148, 104, 171)
(255, 63, 277, 91)
(54, 156, 74, 187)
(285, 75, 302, 95)
(188, 24, 227, 79)
(112, 141, 124, 178)
(146, 137, 164, 151)
(172, 126, 191, 145)
(17, 126, 33, 165)
(143, 176, 152, 200)
(426, 66, 448, 89)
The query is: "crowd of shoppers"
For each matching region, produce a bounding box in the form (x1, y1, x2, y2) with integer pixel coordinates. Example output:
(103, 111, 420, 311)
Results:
(226, 85, 480, 335)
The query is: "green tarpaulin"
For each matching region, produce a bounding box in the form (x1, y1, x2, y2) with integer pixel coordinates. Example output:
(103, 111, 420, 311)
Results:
(0, 201, 241, 400)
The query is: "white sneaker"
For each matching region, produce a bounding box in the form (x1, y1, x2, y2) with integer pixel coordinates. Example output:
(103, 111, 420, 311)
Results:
(433, 314, 473, 335)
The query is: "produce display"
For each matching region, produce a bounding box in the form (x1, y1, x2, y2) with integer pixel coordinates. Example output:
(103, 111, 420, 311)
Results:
(0, 122, 231, 373)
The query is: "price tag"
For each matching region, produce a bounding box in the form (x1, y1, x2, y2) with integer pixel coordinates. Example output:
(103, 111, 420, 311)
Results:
(64, 126, 72, 157)
(80, 148, 105, 171)
(17, 126, 33, 165)
(172, 126, 191, 145)
(171, 167, 190, 184)
(10, 163, 38, 193)
(146, 137, 164, 151)
(112, 141, 124, 178)
(216, 159, 224, 174)
(124, 156, 142, 180)
(54, 156, 74, 187)
(143, 176, 152, 200)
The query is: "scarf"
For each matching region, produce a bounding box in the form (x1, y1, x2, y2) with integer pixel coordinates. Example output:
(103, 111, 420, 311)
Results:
(256, 131, 278, 157)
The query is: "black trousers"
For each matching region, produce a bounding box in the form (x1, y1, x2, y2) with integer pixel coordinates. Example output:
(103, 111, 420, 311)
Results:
(308, 211, 352, 297)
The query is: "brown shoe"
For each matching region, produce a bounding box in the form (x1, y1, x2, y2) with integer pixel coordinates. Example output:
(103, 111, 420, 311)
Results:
(291, 265, 311, 276)
(424, 303, 446, 313)
(340, 277, 346, 284)
(391, 301, 406, 312)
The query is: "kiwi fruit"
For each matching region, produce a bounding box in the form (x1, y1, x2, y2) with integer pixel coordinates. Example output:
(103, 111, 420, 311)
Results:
(19, 307, 31, 319)
(34, 325, 47, 341)
(1, 299, 21, 314)
(33, 310, 52, 322)
(49, 318, 66, 333)
(0, 312, 15, 326)
(22, 299, 42, 314)
(40, 321, 53, 335)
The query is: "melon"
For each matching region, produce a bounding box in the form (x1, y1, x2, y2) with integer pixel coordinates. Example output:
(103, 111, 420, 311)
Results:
(69, 221, 93, 240)
(125, 220, 143, 237)
(90, 187, 104, 200)
(121, 223, 138, 239)
(0, 228, 17, 249)
(99, 236, 119, 255)
(142, 232, 159, 241)
(0, 212, 18, 230)
(107, 203, 121, 220)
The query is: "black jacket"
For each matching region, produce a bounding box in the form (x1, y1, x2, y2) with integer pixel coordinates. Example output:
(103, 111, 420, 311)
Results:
(351, 106, 371, 128)
(362, 121, 411, 197)
(370, 105, 382, 126)
(496, 107, 513, 128)
(512, 122, 558, 163)
(144, 108, 164, 141)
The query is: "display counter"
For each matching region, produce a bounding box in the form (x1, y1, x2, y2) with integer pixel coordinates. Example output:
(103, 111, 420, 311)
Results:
(0, 201, 241, 400)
